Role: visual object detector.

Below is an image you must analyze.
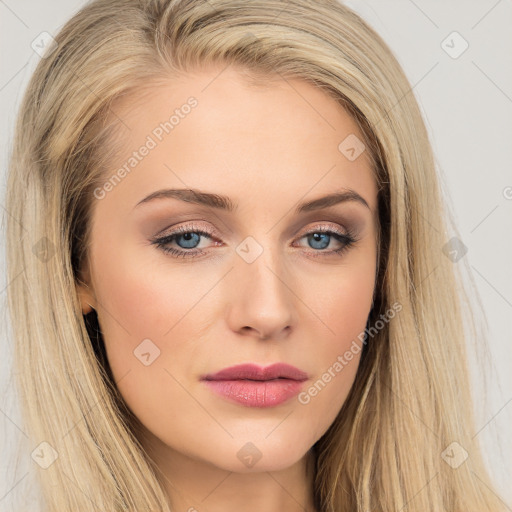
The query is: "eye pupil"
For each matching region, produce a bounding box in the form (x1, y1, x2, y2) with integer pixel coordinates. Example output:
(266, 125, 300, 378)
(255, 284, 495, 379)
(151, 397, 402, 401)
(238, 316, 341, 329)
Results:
(309, 232, 330, 250)
(178, 232, 200, 248)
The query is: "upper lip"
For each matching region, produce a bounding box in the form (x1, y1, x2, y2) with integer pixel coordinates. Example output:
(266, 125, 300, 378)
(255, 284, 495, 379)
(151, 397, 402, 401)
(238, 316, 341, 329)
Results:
(202, 363, 308, 382)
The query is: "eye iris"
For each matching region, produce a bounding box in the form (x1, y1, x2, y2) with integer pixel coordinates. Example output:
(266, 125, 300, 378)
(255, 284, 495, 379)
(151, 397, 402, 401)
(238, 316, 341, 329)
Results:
(178, 232, 200, 249)
(309, 233, 330, 250)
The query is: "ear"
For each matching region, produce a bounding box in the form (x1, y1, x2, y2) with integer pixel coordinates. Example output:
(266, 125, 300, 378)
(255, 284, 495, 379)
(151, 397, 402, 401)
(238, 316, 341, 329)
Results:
(75, 270, 97, 315)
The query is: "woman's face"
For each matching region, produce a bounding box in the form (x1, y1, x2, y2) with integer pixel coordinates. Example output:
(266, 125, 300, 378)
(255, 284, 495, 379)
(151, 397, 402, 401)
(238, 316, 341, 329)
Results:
(78, 66, 378, 474)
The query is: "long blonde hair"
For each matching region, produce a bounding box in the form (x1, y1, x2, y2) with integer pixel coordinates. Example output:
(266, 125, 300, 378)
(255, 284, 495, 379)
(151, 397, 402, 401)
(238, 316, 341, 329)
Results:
(5, 0, 505, 510)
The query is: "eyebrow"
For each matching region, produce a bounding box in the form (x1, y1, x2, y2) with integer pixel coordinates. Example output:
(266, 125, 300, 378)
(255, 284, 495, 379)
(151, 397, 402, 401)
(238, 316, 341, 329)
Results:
(134, 188, 370, 213)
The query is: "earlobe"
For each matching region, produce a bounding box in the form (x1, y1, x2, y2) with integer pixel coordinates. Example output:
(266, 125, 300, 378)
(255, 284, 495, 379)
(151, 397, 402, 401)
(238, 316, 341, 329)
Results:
(76, 278, 96, 315)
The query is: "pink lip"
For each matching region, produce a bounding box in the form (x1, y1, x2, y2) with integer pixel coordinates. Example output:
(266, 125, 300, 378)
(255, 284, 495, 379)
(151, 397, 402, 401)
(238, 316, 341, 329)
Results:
(201, 363, 308, 408)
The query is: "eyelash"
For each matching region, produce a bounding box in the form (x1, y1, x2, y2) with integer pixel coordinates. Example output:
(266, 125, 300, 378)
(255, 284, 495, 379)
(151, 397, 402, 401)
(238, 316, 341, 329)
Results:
(151, 222, 359, 260)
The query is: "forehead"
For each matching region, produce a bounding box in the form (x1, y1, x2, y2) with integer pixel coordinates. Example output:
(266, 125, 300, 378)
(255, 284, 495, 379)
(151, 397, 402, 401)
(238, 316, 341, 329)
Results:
(94, 65, 378, 217)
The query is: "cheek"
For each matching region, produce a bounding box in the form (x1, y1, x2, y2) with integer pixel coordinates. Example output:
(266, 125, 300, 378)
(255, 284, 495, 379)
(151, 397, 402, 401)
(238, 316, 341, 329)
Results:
(307, 241, 376, 348)
(91, 242, 222, 345)
(292, 250, 375, 433)
(90, 256, 219, 446)
(88, 245, 217, 395)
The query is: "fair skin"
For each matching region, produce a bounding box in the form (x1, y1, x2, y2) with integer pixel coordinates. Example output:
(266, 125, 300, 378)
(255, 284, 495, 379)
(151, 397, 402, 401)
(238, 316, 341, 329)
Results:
(77, 65, 378, 512)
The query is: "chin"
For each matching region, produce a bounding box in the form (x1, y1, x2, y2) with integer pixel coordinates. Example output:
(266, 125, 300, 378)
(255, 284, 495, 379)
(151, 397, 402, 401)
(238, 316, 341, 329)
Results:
(205, 440, 312, 474)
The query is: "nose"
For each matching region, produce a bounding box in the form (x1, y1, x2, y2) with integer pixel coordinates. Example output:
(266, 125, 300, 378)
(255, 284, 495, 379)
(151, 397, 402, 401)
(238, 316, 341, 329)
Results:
(225, 244, 296, 341)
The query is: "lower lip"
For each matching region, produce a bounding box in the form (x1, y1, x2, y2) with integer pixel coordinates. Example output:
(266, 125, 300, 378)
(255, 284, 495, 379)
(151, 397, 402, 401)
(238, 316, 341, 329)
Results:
(202, 379, 304, 408)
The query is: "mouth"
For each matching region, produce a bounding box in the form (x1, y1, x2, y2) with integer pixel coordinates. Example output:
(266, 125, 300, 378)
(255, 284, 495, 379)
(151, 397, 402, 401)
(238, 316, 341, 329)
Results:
(201, 363, 308, 408)
(202, 362, 308, 382)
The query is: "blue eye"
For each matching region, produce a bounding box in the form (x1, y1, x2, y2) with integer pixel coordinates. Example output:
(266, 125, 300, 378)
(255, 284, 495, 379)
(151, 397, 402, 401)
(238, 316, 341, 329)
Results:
(151, 224, 216, 259)
(172, 231, 202, 249)
(151, 223, 358, 259)
(297, 228, 357, 258)
(308, 232, 337, 250)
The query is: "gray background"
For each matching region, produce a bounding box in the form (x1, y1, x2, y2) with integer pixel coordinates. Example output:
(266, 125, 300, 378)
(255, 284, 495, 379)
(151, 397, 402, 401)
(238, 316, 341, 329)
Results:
(1, 0, 511, 510)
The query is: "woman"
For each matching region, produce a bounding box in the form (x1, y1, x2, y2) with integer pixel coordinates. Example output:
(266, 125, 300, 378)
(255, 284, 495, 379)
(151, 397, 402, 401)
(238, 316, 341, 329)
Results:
(5, 0, 506, 510)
